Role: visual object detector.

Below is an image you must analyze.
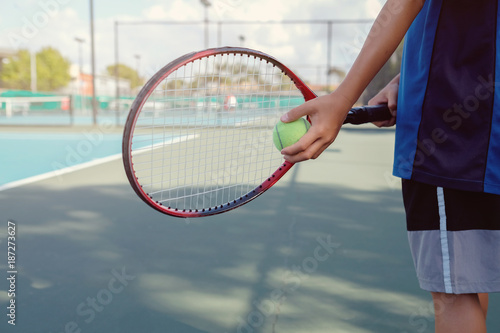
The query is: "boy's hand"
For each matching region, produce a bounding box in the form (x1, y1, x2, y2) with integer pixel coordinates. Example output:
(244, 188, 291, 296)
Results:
(369, 74, 400, 127)
(279, 92, 352, 163)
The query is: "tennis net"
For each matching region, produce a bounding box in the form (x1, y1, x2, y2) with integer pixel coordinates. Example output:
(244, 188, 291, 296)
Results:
(0, 95, 73, 126)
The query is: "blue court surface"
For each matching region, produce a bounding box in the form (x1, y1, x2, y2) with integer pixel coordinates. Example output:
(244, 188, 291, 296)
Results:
(0, 131, 123, 186)
(0, 114, 254, 187)
(0, 125, 499, 333)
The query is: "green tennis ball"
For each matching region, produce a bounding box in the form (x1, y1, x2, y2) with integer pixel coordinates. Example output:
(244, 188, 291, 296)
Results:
(273, 118, 310, 151)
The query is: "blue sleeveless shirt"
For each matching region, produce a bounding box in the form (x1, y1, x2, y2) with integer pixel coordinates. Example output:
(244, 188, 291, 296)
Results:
(394, 0, 500, 194)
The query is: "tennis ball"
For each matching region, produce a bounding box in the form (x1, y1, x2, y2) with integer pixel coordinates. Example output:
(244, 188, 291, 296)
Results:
(273, 118, 310, 151)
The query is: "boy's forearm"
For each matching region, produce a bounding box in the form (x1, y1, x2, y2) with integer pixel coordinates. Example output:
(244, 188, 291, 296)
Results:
(335, 0, 423, 104)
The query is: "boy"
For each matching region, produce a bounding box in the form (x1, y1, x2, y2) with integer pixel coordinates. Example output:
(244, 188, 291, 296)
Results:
(280, 0, 500, 332)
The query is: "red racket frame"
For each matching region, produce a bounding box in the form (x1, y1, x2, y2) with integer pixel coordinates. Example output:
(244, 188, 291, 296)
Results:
(122, 47, 316, 218)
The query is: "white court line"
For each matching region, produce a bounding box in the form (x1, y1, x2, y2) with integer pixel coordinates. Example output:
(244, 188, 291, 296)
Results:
(0, 154, 123, 192)
(131, 134, 198, 155)
(0, 134, 198, 192)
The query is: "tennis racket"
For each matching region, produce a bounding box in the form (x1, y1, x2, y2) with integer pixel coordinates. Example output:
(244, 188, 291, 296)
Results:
(122, 47, 391, 218)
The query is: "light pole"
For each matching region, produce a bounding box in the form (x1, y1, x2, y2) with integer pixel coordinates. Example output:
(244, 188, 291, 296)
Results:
(326, 21, 332, 91)
(74, 37, 85, 111)
(114, 21, 120, 125)
(200, 0, 211, 48)
(89, 0, 97, 125)
(30, 50, 37, 93)
(134, 54, 141, 88)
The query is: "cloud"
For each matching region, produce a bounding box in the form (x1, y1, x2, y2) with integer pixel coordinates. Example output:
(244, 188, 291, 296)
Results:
(0, 3, 84, 51)
(143, 1, 200, 21)
(221, 0, 291, 21)
(142, 5, 171, 20)
(0, 0, 380, 86)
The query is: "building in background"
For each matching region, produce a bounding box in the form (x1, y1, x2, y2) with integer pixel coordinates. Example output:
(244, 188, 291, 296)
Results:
(67, 64, 132, 96)
(64, 64, 133, 112)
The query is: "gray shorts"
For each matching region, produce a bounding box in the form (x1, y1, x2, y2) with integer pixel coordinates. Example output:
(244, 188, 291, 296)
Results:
(402, 179, 500, 294)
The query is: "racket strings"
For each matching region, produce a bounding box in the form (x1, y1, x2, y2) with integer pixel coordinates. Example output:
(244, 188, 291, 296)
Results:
(130, 52, 304, 211)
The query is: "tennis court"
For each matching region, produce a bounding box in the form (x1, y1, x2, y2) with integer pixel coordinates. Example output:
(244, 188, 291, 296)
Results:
(2, 123, 499, 333)
(0, 128, 122, 186)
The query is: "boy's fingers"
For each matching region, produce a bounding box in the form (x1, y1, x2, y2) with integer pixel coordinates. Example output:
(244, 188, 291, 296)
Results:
(388, 101, 398, 114)
(281, 123, 340, 163)
(283, 135, 329, 163)
(311, 140, 334, 159)
(280, 128, 318, 156)
(372, 120, 388, 127)
(368, 96, 387, 107)
(373, 116, 397, 128)
(280, 103, 312, 123)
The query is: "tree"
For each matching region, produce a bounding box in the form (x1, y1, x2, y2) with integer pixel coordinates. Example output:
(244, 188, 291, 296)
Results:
(166, 79, 184, 90)
(106, 64, 142, 88)
(361, 41, 404, 104)
(0, 47, 71, 91)
(0, 50, 30, 90)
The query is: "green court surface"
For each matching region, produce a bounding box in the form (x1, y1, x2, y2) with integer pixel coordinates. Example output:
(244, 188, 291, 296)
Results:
(0, 125, 498, 333)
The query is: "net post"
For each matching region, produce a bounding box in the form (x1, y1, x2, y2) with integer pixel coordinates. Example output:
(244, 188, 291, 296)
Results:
(5, 99, 12, 118)
(114, 20, 120, 127)
(69, 95, 74, 125)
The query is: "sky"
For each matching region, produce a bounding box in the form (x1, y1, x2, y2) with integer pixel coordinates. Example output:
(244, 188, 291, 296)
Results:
(0, 0, 383, 85)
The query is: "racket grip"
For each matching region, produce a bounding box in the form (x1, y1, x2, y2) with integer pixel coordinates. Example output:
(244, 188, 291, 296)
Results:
(343, 104, 392, 125)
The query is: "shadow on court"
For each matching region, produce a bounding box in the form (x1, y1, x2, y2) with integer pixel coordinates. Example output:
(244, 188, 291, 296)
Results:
(0, 131, 499, 333)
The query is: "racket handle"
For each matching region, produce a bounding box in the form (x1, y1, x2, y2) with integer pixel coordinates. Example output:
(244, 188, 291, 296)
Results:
(343, 104, 392, 125)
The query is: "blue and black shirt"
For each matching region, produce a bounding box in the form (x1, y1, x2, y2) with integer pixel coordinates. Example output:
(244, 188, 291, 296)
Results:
(395, 0, 500, 195)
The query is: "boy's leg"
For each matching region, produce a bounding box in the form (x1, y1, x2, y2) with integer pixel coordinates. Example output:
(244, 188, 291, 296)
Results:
(432, 292, 487, 333)
(478, 293, 489, 318)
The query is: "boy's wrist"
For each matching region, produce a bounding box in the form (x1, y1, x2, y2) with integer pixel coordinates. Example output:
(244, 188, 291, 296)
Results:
(330, 82, 360, 108)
